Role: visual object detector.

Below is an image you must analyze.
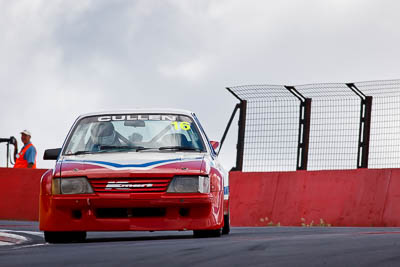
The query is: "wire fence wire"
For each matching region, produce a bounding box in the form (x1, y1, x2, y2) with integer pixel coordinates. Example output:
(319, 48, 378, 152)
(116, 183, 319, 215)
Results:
(244, 99, 299, 172)
(228, 79, 400, 172)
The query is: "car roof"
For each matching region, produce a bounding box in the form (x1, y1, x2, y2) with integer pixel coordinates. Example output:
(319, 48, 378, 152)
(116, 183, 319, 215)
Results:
(77, 108, 194, 119)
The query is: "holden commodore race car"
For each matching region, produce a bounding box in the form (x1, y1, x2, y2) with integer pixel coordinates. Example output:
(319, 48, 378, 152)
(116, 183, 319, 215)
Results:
(40, 109, 230, 243)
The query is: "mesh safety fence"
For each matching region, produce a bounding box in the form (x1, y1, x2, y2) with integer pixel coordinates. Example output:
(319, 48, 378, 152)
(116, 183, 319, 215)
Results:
(229, 85, 298, 172)
(228, 79, 400, 172)
(355, 80, 400, 168)
(294, 84, 360, 170)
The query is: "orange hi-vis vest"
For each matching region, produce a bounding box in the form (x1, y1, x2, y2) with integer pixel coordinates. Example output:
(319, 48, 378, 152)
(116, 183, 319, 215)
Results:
(14, 143, 37, 169)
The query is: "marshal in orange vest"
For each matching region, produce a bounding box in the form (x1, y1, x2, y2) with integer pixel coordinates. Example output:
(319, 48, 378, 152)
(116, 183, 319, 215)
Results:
(14, 143, 37, 168)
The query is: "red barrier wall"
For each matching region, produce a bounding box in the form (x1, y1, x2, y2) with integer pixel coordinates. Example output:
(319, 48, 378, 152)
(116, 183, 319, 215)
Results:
(0, 168, 48, 221)
(230, 169, 400, 227)
(2, 167, 400, 226)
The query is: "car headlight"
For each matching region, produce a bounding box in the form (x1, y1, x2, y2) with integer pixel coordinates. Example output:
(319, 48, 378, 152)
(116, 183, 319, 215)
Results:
(52, 177, 94, 194)
(167, 176, 210, 193)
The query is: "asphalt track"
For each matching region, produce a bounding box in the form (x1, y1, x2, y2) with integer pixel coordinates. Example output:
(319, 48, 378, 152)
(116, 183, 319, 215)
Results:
(2, 221, 400, 267)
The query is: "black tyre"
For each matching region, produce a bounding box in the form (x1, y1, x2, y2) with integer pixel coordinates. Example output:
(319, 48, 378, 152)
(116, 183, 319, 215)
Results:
(222, 214, 230, 235)
(44, 231, 86, 243)
(193, 228, 222, 238)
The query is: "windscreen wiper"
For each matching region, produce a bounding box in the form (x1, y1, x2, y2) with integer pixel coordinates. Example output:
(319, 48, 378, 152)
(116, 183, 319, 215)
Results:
(136, 147, 157, 152)
(98, 145, 145, 152)
(67, 150, 95, 156)
(158, 146, 202, 152)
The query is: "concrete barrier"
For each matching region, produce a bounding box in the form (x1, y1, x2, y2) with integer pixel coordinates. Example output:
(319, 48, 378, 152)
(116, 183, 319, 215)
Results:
(229, 169, 400, 227)
(2, 167, 400, 226)
(0, 168, 48, 221)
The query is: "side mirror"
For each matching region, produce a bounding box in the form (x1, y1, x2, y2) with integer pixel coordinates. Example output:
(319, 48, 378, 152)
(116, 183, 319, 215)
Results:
(210, 141, 220, 151)
(43, 148, 61, 160)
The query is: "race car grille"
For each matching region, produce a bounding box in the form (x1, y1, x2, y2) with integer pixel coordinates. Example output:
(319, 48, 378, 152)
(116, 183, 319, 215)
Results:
(89, 178, 172, 193)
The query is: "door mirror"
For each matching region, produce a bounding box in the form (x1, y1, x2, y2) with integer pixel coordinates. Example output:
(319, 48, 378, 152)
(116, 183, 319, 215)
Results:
(43, 148, 61, 160)
(210, 141, 220, 151)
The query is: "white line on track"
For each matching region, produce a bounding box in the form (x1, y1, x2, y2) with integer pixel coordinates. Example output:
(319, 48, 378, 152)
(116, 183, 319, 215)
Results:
(0, 231, 28, 246)
(0, 230, 44, 237)
(12, 244, 48, 250)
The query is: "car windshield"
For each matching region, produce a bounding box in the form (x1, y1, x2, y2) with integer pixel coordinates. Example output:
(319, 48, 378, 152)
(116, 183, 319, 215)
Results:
(63, 114, 206, 155)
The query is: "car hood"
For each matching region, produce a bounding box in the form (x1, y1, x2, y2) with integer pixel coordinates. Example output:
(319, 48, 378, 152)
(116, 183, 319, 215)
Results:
(57, 152, 206, 178)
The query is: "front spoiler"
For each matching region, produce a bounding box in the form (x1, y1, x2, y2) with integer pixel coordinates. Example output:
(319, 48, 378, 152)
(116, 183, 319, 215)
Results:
(39, 192, 224, 232)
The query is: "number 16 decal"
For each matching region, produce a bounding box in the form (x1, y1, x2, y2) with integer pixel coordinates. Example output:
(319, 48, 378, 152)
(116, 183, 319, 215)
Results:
(172, 121, 191, 130)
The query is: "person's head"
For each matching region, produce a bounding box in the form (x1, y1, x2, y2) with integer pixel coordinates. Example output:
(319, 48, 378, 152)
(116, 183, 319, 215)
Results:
(91, 122, 117, 146)
(20, 130, 31, 145)
(129, 133, 143, 144)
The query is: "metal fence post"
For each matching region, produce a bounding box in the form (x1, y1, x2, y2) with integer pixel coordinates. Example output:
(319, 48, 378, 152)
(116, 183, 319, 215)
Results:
(346, 83, 373, 168)
(226, 88, 247, 171)
(300, 98, 312, 170)
(234, 100, 247, 171)
(285, 86, 312, 170)
(218, 104, 240, 155)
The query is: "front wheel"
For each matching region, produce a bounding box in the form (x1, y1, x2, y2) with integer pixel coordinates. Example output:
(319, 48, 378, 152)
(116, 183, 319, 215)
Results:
(193, 228, 222, 238)
(44, 231, 86, 243)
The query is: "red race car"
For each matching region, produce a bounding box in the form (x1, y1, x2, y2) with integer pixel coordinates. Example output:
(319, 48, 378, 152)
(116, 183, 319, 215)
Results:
(40, 109, 230, 243)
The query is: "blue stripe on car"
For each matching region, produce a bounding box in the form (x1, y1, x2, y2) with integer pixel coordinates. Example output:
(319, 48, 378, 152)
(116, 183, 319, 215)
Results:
(224, 186, 229, 195)
(64, 157, 202, 168)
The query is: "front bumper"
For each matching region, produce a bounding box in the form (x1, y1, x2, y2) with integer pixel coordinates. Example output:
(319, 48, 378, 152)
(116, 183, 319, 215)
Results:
(39, 192, 224, 232)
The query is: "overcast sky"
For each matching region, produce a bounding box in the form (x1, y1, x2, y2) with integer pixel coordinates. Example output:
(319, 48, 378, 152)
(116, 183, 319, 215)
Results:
(1, 0, 400, 169)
